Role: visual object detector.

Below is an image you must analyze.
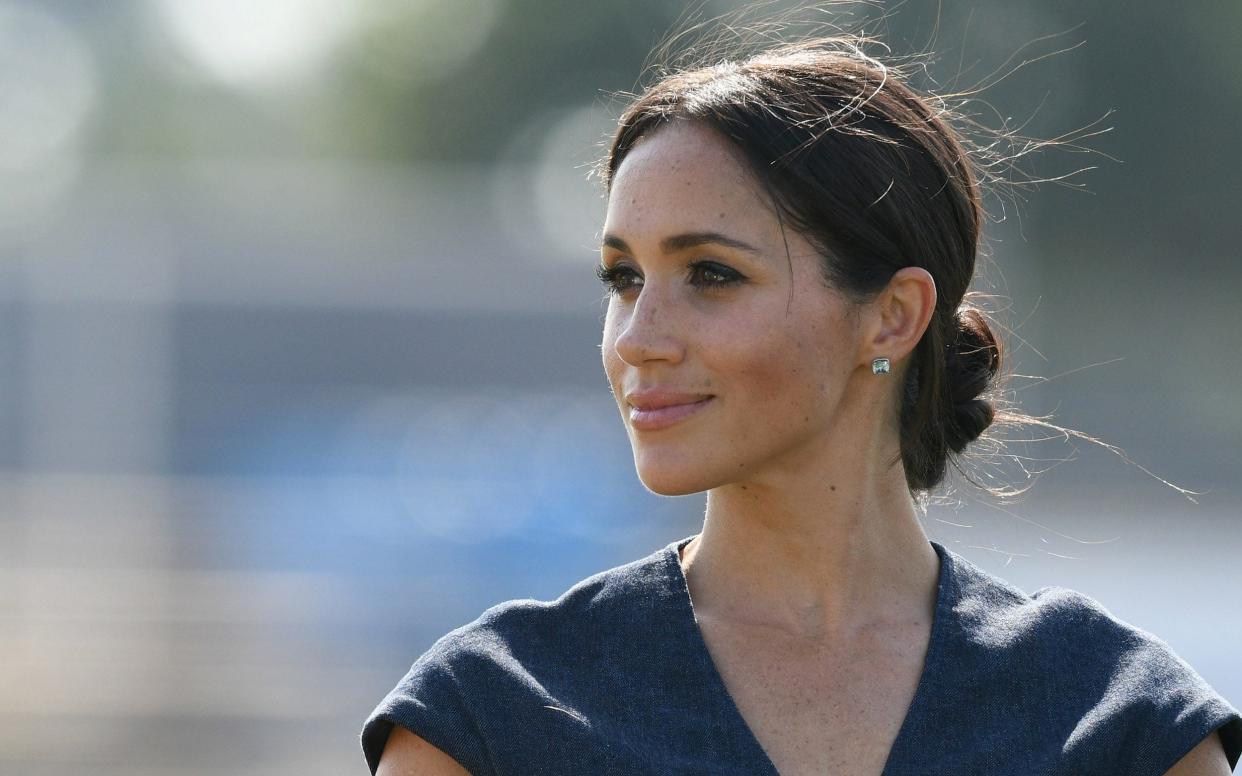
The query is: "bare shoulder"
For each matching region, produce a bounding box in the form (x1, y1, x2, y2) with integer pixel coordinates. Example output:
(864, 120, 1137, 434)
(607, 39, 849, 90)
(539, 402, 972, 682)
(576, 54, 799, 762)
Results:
(1162, 729, 1232, 776)
(376, 724, 473, 776)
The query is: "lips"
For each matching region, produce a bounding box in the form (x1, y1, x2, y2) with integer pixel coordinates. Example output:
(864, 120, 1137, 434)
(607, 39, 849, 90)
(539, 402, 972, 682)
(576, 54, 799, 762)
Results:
(624, 390, 714, 431)
(625, 390, 714, 411)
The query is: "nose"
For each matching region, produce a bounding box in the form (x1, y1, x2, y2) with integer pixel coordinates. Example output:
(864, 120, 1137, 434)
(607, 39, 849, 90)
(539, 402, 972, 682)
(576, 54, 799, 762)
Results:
(609, 285, 686, 367)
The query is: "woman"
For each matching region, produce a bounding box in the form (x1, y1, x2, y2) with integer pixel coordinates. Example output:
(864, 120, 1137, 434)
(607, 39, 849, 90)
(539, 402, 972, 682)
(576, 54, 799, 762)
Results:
(361, 31, 1242, 776)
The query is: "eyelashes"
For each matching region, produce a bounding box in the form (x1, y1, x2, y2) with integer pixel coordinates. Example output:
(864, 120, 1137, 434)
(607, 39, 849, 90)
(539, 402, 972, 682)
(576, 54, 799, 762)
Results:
(594, 264, 640, 295)
(595, 260, 745, 296)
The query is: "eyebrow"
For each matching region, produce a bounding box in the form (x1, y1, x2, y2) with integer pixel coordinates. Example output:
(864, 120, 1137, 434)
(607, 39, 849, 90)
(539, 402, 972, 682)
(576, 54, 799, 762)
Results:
(602, 231, 763, 257)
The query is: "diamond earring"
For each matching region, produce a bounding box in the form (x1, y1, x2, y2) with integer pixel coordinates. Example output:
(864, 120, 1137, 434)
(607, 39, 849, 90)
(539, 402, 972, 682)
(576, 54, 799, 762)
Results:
(872, 357, 891, 375)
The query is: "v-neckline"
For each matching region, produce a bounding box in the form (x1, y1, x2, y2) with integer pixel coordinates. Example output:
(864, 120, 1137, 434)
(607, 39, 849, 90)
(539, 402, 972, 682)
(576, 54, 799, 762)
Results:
(660, 534, 955, 775)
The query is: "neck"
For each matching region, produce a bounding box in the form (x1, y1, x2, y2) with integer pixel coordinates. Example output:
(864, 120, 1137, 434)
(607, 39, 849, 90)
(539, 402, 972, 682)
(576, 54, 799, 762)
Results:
(679, 438, 940, 644)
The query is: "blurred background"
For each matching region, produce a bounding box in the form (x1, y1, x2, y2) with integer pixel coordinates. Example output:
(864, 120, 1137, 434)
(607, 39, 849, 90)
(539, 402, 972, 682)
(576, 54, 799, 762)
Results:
(0, 0, 1238, 773)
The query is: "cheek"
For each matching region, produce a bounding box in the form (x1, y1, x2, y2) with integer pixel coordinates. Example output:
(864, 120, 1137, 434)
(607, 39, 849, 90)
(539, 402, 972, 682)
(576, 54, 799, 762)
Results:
(600, 309, 623, 385)
(710, 320, 839, 416)
(707, 316, 806, 383)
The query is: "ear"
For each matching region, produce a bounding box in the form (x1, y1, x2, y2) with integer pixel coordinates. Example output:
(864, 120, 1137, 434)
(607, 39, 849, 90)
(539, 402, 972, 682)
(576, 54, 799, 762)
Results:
(861, 267, 937, 369)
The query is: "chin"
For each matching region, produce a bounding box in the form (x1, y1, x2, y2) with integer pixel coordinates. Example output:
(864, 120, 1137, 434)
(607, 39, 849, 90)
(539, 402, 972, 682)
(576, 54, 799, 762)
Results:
(639, 478, 706, 498)
(633, 456, 722, 497)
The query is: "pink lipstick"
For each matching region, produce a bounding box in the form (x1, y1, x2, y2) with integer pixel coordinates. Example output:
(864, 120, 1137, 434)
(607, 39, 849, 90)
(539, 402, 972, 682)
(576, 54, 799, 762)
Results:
(625, 390, 715, 431)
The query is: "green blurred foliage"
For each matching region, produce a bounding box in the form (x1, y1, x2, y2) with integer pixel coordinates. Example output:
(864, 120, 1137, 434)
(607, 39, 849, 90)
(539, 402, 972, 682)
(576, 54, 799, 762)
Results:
(329, 0, 685, 161)
(75, 0, 1241, 266)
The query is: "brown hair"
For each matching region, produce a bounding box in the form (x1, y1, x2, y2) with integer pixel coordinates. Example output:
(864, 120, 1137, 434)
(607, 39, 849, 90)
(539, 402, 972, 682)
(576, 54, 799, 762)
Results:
(599, 34, 1034, 498)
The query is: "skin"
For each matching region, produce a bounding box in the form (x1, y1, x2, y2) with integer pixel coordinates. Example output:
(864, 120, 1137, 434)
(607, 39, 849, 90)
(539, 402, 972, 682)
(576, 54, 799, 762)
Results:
(377, 725, 470, 776)
(1163, 730, 1233, 776)
(375, 117, 1231, 775)
(600, 119, 941, 644)
(596, 119, 1232, 774)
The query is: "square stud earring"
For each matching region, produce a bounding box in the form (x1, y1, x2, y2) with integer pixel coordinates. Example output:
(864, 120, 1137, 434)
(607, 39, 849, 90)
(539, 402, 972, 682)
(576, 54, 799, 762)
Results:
(872, 357, 891, 375)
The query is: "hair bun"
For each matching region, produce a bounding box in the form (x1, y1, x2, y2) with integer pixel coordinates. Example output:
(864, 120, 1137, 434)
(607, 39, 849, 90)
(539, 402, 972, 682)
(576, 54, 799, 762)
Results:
(943, 308, 1002, 453)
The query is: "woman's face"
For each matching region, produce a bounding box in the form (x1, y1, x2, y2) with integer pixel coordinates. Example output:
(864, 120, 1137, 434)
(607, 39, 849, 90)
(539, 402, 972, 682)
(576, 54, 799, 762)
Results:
(600, 121, 869, 496)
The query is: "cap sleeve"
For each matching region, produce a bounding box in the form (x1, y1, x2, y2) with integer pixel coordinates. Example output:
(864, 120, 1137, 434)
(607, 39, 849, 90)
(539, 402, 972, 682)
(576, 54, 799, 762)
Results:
(1040, 588, 1242, 775)
(1062, 594, 1242, 776)
(1123, 634, 1242, 775)
(360, 627, 493, 776)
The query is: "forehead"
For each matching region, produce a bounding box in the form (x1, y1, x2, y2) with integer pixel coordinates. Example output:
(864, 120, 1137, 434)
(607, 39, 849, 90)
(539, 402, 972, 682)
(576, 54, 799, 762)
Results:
(605, 122, 778, 234)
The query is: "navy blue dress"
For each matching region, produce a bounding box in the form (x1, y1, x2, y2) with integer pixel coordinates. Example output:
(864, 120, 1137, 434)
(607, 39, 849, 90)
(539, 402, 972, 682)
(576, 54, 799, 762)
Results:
(362, 535, 1242, 774)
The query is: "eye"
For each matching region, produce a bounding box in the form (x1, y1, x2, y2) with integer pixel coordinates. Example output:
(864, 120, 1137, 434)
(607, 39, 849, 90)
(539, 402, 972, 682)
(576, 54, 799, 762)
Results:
(687, 260, 744, 289)
(595, 260, 746, 297)
(595, 263, 641, 295)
